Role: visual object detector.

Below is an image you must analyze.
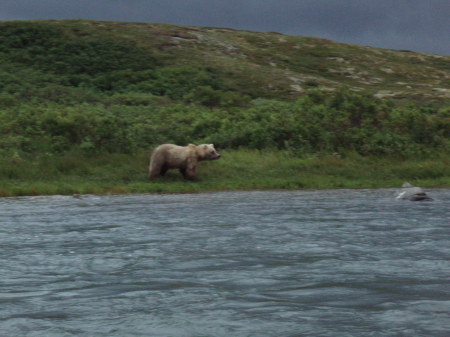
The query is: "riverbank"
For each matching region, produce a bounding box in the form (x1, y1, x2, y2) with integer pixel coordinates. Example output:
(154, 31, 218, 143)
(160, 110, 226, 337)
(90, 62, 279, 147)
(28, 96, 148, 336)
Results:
(0, 149, 449, 197)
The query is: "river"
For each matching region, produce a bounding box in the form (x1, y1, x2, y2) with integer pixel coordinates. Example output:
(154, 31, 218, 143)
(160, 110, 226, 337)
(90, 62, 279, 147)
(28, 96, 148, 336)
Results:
(1, 189, 449, 336)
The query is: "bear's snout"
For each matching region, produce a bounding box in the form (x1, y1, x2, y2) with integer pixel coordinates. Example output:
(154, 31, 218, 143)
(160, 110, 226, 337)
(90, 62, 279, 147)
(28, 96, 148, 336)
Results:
(211, 153, 220, 160)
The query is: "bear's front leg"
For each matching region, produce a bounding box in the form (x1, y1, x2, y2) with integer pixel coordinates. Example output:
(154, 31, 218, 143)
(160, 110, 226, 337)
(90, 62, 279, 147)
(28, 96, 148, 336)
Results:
(148, 167, 160, 180)
(184, 160, 197, 181)
(181, 168, 197, 181)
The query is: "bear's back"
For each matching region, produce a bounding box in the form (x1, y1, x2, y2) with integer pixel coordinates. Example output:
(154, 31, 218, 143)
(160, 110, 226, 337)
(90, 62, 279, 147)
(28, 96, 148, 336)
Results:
(154, 144, 195, 167)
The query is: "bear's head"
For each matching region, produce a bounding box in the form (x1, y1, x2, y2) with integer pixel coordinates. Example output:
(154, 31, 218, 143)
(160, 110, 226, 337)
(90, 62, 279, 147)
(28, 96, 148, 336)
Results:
(198, 144, 221, 161)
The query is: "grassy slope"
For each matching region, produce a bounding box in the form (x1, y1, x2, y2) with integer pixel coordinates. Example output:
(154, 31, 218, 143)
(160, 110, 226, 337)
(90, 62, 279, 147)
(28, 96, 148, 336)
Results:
(11, 19, 450, 104)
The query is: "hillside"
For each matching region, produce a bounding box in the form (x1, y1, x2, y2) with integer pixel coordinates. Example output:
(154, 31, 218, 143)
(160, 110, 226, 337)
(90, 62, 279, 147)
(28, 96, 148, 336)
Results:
(0, 19, 449, 105)
(0, 20, 449, 196)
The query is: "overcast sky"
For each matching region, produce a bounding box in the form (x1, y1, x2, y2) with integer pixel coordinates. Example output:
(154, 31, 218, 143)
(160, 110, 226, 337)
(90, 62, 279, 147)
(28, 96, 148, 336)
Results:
(1, 0, 449, 55)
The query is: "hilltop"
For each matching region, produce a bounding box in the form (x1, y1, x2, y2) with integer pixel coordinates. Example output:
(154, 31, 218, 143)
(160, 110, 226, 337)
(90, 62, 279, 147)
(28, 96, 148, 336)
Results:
(0, 19, 449, 105)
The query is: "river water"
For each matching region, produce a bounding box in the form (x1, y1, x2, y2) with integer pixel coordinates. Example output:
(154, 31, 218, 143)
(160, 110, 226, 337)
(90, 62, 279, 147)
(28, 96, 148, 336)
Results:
(0, 189, 449, 337)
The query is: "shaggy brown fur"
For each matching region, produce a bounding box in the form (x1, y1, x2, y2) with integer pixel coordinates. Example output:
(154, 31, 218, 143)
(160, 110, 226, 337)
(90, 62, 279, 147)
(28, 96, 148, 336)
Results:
(148, 144, 220, 180)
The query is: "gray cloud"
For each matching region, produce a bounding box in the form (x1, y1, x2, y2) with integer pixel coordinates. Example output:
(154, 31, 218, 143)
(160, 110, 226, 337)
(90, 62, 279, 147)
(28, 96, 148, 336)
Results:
(0, 0, 449, 55)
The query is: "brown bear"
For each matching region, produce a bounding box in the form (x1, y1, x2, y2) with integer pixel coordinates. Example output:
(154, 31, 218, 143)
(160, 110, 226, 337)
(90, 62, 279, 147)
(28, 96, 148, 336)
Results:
(148, 144, 220, 181)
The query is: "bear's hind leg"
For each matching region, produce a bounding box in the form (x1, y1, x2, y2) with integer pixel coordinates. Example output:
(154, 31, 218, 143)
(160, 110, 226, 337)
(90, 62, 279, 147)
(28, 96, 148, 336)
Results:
(148, 163, 162, 180)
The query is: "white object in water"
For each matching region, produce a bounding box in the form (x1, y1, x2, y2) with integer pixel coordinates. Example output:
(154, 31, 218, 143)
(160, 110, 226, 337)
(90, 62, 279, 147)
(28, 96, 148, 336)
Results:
(396, 182, 433, 201)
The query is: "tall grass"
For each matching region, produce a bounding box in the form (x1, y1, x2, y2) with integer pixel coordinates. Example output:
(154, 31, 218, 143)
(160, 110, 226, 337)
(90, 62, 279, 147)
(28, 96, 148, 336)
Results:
(1, 149, 448, 197)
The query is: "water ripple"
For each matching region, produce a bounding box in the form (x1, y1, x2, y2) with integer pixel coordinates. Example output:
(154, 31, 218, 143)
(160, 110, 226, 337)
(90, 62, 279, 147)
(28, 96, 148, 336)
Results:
(1, 189, 449, 336)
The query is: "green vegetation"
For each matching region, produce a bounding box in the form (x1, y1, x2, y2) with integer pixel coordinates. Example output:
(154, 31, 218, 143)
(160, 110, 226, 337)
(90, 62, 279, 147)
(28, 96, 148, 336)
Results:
(0, 20, 449, 197)
(1, 150, 448, 197)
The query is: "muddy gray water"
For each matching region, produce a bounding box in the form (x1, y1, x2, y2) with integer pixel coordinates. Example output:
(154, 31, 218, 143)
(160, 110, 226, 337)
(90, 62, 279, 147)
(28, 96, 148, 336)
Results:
(1, 189, 449, 336)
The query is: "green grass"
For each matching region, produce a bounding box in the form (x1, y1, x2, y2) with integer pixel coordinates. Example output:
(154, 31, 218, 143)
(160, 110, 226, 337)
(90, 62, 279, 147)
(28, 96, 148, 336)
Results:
(1, 149, 448, 197)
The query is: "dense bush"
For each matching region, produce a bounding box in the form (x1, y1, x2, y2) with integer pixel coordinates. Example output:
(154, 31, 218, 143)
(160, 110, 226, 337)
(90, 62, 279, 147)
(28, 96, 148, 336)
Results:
(0, 89, 448, 158)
